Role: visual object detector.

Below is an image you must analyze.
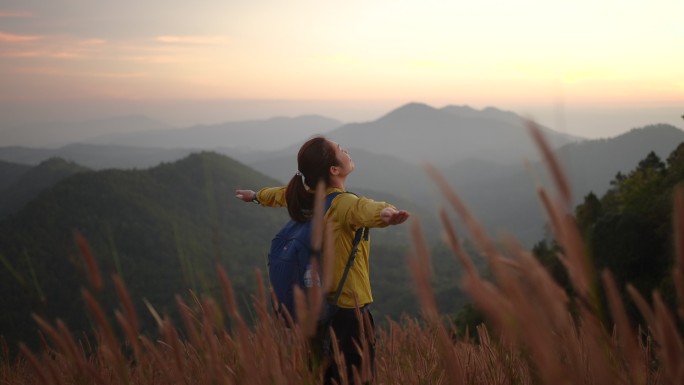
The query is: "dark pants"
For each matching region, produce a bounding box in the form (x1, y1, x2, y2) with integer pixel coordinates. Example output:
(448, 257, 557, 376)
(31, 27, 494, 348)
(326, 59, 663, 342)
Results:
(323, 307, 375, 385)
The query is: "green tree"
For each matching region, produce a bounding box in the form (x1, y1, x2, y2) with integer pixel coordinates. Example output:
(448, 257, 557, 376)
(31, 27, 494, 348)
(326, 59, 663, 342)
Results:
(568, 148, 679, 325)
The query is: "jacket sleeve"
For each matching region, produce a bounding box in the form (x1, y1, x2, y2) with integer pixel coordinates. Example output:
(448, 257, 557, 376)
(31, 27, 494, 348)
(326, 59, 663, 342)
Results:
(255, 186, 287, 207)
(333, 193, 395, 228)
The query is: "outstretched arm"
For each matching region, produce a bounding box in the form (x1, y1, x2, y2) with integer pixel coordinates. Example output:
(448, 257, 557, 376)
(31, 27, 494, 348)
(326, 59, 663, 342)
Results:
(380, 207, 410, 225)
(236, 186, 287, 207)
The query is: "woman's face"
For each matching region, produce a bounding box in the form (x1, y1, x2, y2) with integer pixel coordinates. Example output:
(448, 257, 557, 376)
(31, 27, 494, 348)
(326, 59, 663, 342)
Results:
(329, 140, 354, 176)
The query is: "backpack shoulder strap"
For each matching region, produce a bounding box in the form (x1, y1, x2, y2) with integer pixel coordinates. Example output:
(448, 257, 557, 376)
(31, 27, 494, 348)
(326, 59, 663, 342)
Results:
(324, 191, 342, 213)
(325, 191, 370, 306)
(331, 226, 367, 306)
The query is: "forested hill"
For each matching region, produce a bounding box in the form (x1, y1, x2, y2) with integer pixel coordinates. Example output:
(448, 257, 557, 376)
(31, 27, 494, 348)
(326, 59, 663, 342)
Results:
(0, 152, 291, 350)
(0, 157, 90, 219)
(0, 159, 31, 191)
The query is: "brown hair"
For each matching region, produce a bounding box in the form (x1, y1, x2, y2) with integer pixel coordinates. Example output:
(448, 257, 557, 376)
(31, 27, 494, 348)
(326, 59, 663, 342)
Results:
(285, 136, 339, 222)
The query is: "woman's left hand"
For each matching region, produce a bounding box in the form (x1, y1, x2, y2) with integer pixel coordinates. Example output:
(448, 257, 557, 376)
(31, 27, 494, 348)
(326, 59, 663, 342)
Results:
(235, 189, 257, 202)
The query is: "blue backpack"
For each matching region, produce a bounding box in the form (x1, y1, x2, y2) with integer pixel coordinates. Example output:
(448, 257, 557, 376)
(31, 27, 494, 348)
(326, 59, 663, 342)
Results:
(268, 192, 368, 321)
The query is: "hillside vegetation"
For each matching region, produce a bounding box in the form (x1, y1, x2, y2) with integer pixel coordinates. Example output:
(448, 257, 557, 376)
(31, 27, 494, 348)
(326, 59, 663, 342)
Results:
(0, 157, 90, 219)
(0, 152, 290, 349)
(0, 159, 31, 191)
(534, 143, 684, 327)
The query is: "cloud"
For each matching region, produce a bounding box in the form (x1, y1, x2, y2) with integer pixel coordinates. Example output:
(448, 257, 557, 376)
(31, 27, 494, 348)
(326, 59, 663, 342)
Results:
(77, 38, 107, 46)
(14, 65, 147, 79)
(126, 55, 177, 63)
(1, 50, 81, 59)
(156, 35, 231, 45)
(0, 34, 110, 59)
(0, 31, 42, 43)
(0, 11, 33, 18)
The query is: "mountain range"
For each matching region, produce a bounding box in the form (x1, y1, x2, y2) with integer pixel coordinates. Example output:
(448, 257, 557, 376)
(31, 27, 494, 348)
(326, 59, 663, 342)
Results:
(1, 101, 683, 351)
(0, 102, 578, 167)
(2, 102, 683, 245)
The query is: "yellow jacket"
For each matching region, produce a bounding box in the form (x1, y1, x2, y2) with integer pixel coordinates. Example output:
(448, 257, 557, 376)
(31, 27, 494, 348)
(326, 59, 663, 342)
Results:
(256, 186, 394, 308)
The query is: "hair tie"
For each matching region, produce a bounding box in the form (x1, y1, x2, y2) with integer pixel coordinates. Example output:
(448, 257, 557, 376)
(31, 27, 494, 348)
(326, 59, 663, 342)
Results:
(295, 170, 310, 190)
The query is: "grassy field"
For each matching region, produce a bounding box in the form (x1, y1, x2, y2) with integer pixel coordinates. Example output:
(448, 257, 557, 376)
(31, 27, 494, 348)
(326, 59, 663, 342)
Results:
(2, 122, 683, 385)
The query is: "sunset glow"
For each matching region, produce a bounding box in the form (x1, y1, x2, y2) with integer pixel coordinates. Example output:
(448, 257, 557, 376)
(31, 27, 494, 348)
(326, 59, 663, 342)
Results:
(0, 0, 682, 138)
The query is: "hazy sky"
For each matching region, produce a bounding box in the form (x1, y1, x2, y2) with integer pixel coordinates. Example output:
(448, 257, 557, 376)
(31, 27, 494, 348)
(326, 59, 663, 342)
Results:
(1, 0, 682, 139)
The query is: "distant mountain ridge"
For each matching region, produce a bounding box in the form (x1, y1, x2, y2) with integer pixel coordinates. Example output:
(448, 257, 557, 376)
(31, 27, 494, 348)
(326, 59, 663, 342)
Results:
(326, 102, 580, 165)
(556, 124, 684, 199)
(86, 115, 343, 151)
(0, 102, 577, 168)
(1, 115, 171, 147)
(0, 144, 197, 169)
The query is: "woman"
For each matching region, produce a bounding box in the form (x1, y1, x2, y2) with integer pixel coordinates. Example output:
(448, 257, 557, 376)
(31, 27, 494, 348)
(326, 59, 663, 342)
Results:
(235, 136, 409, 384)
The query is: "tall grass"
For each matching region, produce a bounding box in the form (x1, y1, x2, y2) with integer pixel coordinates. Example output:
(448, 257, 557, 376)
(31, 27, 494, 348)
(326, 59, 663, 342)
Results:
(2, 120, 683, 384)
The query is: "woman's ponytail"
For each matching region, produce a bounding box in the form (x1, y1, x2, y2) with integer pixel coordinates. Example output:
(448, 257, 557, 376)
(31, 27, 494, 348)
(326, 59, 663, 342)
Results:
(285, 136, 339, 222)
(285, 172, 312, 222)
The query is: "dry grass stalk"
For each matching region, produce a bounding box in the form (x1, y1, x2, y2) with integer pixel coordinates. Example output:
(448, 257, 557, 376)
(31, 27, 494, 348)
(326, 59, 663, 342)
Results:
(74, 230, 103, 291)
(112, 274, 139, 334)
(601, 270, 647, 383)
(538, 183, 595, 306)
(424, 163, 505, 269)
(652, 292, 683, 383)
(299, 183, 327, 338)
(529, 121, 596, 305)
(375, 316, 445, 384)
(408, 220, 439, 322)
(438, 208, 477, 277)
(31, 315, 74, 364)
(328, 328, 348, 385)
(161, 317, 187, 384)
(310, 180, 326, 255)
(18, 343, 51, 385)
(253, 268, 268, 321)
(408, 219, 464, 385)
(526, 119, 572, 208)
(349, 304, 372, 383)
(55, 319, 88, 374)
(673, 187, 684, 321)
(176, 295, 202, 347)
(114, 309, 141, 363)
(40, 349, 66, 385)
(144, 298, 164, 328)
(81, 288, 126, 373)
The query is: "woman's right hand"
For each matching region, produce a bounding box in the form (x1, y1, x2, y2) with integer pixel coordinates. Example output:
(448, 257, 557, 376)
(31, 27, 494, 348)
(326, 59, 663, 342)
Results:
(235, 189, 256, 202)
(380, 207, 410, 225)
